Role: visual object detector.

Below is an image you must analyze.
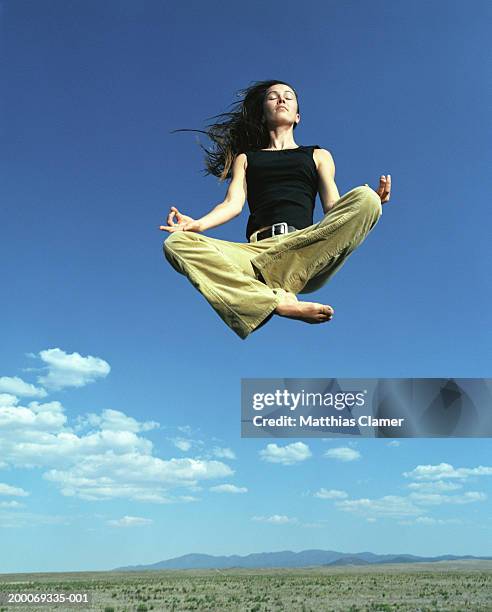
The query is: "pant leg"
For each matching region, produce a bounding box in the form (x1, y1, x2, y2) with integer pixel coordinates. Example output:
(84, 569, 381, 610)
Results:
(250, 185, 383, 296)
(163, 232, 290, 340)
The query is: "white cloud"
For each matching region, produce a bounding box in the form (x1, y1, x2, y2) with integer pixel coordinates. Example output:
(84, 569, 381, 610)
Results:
(42, 455, 233, 502)
(76, 409, 159, 433)
(212, 447, 236, 460)
(0, 483, 29, 497)
(387, 440, 400, 447)
(259, 442, 311, 465)
(0, 394, 16, 408)
(407, 480, 463, 492)
(0, 500, 24, 508)
(107, 515, 153, 528)
(336, 495, 425, 519)
(454, 491, 487, 503)
(324, 447, 361, 462)
(399, 516, 464, 526)
(1, 351, 238, 505)
(0, 400, 67, 433)
(334, 484, 487, 522)
(414, 517, 463, 525)
(252, 514, 297, 524)
(314, 488, 348, 500)
(163, 426, 208, 454)
(301, 463, 491, 525)
(171, 438, 192, 451)
(0, 377, 47, 398)
(36, 348, 110, 390)
(209, 484, 247, 494)
(0, 396, 233, 503)
(0, 394, 19, 407)
(409, 491, 487, 506)
(403, 462, 492, 481)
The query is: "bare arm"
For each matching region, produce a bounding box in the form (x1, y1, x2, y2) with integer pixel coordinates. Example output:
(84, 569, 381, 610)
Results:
(316, 149, 340, 214)
(198, 154, 248, 231)
(159, 154, 248, 233)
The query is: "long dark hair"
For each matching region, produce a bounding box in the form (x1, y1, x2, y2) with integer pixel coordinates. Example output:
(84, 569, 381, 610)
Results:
(170, 79, 300, 182)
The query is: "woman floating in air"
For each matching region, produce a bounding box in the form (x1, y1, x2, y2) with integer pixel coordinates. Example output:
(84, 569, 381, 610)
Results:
(160, 79, 391, 340)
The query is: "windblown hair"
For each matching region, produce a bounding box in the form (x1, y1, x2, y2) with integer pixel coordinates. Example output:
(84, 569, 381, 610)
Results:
(170, 79, 300, 182)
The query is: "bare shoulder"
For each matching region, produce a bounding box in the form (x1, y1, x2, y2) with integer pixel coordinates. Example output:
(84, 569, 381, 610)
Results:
(234, 152, 248, 172)
(224, 153, 248, 210)
(313, 148, 334, 167)
(313, 148, 335, 173)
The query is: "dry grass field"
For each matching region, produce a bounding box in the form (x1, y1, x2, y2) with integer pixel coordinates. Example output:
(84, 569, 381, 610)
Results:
(0, 560, 491, 611)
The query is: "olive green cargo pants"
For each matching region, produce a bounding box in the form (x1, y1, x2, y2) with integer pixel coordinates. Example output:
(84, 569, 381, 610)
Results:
(163, 185, 382, 339)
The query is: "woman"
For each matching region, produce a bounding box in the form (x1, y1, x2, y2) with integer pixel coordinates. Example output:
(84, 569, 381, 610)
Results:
(160, 79, 391, 340)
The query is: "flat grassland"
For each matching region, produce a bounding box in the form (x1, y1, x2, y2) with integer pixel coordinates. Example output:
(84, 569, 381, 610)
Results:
(0, 560, 491, 611)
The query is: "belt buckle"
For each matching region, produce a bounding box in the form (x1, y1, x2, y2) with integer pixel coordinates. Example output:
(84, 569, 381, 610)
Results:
(272, 222, 288, 236)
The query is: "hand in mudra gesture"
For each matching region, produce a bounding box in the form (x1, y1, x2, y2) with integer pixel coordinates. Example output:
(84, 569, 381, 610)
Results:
(365, 175, 391, 204)
(159, 206, 202, 233)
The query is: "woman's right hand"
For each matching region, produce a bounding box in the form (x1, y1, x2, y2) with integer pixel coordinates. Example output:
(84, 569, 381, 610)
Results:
(159, 206, 203, 233)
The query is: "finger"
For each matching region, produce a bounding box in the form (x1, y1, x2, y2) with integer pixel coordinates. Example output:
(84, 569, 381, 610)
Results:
(159, 225, 184, 232)
(169, 206, 181, 217)
(167, 207, 179, 225)
(171, 206, 183, 222)
(375, 178, 384, 197)
(378, 175, 391, 200)
(382, 174, 391, 197)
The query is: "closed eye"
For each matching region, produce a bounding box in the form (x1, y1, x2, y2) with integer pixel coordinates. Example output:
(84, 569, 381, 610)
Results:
(267, 92, 296, 100)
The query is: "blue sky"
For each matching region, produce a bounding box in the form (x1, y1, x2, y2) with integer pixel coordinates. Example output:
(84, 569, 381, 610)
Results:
(0, 0, 491, 572)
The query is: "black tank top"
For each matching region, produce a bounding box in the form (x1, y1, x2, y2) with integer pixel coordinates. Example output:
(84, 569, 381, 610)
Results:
(244, 145, 321, 240)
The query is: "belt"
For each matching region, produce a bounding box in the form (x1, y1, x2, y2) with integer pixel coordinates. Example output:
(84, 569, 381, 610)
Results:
(249, 222, 298, 243)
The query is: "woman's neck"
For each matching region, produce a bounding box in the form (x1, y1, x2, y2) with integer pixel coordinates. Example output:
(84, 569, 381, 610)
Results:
(264, 128, 298, 151)
(263, 142, 299, 150)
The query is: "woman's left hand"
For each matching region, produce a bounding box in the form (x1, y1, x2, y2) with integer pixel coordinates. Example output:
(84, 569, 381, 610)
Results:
(375, 175, 391, 203)
(366, 175, 391, 203)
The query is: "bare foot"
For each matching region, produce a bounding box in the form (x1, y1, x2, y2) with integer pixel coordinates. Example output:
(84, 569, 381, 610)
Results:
(275, 294, 334, 324)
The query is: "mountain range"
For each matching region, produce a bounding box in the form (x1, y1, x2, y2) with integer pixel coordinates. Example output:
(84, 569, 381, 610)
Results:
(114, 549, 492, 571)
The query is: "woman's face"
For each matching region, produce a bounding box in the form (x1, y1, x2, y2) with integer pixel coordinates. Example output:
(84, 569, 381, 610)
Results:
(262, 83, 300, 128)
